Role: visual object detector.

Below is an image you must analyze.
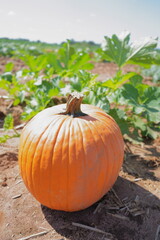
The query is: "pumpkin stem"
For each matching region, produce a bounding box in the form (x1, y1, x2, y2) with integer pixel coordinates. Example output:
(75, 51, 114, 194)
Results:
(62, 92, 87, 117)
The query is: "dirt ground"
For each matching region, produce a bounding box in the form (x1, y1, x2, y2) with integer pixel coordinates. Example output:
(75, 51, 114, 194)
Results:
(0, 57, 160, 240)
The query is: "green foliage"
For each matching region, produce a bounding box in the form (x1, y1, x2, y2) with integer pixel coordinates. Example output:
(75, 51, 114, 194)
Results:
(94, 33, 160, 141)
(0, 134, 11, 143)
(20, 41, 94, 79)
(0, 34, 160, 143)
(22, 78, 60, 120)
(142, 65, 160, 83)
(0, 69, 25, 106)
(0, 38, 100, 57)
(3, 114, 14, 130)
(101, 32, 158, 68)
(120, 83, 160, 139)
(20, 55, 48, 75)
(47, 41, 94, 77)
(0, 114, 19, 144)
(102, 71, 138, 91)
(109, 108, 131, 136)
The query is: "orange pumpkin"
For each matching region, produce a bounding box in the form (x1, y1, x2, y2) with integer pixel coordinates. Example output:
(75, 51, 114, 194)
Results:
(19, 92, 124, 212)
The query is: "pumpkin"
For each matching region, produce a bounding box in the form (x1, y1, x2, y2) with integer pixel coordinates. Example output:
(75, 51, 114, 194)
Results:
(19, 92, 124, 212)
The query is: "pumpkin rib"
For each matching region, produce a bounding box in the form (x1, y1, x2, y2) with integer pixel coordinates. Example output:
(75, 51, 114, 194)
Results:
(25, 119, 55, 196)
(19, 123, 39, 181)
(88, 119, 111, 197)
(24, 137, 35, 191)
(71, 118, 88, 210)
(90, 116, 119, 190)
(80, 118, 100, 206)
(106, 124, 122, 183)
(106, 128, 119, 190)
(95, 117, 124, 189)
(20, 120, 52, 190)
(23, 132, 37, 189)
(65, 117, 73, 211)
(93, 112, 123, 150)
(100, 115, 124, 163)
(35, 116, 65, 203)
(37, 122, 54, 204)
(37, 116, 68, 206)
(93, 119, 116, 193)
(84, 119, 106, 201)
(76, 118, 88, 209)
(49, 116, 71, 210)
(63, 118, 73, 210)
(76, 117, 102, 209)
(26, 115, 58, 195)
(30, 131, 48, 198)
(72, 119, 88, 210)
(68, 118, 83, 211)
(67, 118, 74, 210)
(19, 129, 32, 179)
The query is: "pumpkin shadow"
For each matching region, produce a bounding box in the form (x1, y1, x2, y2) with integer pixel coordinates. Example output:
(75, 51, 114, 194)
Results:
(41, 177, 160, 240)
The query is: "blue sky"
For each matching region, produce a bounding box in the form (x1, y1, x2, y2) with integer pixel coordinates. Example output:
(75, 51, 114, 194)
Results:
(0, 0, 160, 44)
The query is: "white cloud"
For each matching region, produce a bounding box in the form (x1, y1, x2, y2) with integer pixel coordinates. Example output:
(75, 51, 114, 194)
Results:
(28, 27, 36, 32)
(7, 11, 16, 16)
(89, 13, 96, 17)
(76, 18, 83, 23)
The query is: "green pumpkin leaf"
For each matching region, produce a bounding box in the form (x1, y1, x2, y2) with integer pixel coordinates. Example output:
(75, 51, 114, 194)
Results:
(102, 32, 158, 68)
(3, 114, 14, 130)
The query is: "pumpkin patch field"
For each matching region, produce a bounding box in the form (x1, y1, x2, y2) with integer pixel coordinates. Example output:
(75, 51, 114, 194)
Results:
(0, 34, 160, 240)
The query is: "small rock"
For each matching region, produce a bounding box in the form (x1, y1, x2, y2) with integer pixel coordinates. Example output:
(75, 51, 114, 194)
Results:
(2, 182, 7, 187)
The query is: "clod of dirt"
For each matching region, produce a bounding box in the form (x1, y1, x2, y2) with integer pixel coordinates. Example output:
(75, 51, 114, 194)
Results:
(0, 111, 6, 128)
(0, 152, 18, 171)
(0, 177, 7, 187)
(1, 182, 7, 187)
